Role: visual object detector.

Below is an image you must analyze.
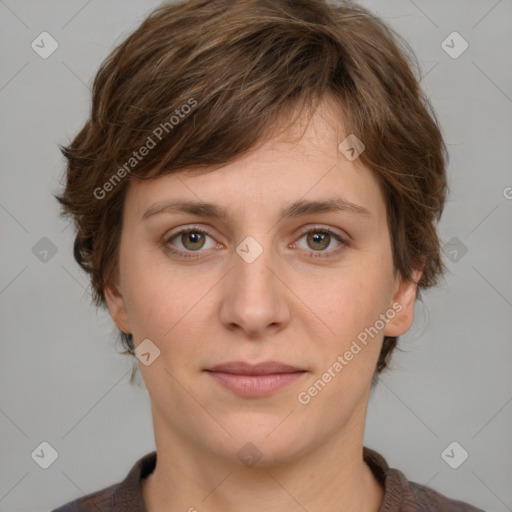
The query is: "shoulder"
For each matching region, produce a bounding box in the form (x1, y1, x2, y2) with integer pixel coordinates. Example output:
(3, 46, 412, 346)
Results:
(50, 451, 157, 512)
(405, 481, 486, 511)
(363, 446, 486, 512)
(50, 483, 117, 511)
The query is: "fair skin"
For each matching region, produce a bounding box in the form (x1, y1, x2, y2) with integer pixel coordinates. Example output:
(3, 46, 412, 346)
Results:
(105, 99, 421, 512)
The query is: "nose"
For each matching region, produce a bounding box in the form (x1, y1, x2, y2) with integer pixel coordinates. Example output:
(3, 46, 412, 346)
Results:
(218, 237, 291, 339)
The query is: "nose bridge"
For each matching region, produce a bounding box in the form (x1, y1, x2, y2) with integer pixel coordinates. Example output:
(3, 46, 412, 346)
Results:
(220, 233, 288, 335)
(233, 233, 277, 303)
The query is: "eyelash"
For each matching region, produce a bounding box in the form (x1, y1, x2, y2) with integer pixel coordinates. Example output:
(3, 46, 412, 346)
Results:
(163, 225, 348, 260)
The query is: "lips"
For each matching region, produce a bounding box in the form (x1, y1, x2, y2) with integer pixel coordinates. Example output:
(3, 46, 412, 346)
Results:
(204, 361, 307, 397)
(206, 361, 304, 375)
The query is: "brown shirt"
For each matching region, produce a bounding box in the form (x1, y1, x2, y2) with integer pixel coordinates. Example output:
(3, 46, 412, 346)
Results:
(51, 447, 485, 511)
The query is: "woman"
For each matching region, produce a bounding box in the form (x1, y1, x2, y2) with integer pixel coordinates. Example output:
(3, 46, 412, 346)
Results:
(52, 0, 485, 510)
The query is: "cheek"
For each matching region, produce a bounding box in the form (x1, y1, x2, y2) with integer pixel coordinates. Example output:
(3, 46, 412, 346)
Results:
(121, 251, 212, 350)
(313, 258, 392, 359)
(308, 278, 388, 399)
(119, 251, 170, 340)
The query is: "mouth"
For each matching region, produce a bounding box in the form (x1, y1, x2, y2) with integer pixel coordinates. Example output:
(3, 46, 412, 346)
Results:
(204, 361, 307, 397)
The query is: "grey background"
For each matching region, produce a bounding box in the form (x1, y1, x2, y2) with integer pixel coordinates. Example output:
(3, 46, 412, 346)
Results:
(0, 0, 511, 511)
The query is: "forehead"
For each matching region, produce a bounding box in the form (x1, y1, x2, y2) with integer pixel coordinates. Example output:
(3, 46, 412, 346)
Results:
(123, 99, 386, 229)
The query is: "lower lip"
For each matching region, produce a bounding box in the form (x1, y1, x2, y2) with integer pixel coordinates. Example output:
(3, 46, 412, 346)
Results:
(206, 371, 306, 397)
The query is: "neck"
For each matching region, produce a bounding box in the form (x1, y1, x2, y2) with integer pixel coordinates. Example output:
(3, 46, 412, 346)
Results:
(142, 406, 384, 512)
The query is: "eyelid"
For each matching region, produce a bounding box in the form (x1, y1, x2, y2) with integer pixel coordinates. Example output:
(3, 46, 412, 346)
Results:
(163, 225, 218, 247)
(165, 224, 205, 236)
(293, 224, 348, 243)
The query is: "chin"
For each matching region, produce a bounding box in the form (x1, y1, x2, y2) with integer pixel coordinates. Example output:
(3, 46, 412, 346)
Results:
(205, 421, 312, 467)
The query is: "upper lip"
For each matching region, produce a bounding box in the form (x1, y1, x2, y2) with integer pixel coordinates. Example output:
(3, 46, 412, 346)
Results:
(206, 361, 305, 375)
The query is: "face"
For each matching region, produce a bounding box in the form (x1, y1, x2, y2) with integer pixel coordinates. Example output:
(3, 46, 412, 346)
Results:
(105, 99, 421, 466)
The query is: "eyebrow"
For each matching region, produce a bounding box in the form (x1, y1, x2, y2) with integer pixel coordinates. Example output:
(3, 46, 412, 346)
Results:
(142, 197, 371, 222)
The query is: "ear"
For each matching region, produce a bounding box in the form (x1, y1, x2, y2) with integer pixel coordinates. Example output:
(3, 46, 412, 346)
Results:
(383, 267, 423, 338)
(104, 281, 132, 334)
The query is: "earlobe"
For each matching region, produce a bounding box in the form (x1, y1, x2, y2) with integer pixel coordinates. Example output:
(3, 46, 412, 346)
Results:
(383, 268, 422, 338)
(104, 282, 132, 334)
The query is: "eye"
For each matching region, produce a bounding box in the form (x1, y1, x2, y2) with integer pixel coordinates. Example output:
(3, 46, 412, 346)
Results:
(163, 225, 347, 259)
(164, 226, 218, 258)
(293, 226, 346, 258)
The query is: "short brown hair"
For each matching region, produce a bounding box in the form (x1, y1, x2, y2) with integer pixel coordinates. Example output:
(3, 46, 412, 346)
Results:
(55, 0, 449, 384)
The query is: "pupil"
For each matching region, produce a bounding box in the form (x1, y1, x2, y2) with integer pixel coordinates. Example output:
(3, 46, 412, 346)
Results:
(183, 232, 204, 250)
(310, 232, 328, 250)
